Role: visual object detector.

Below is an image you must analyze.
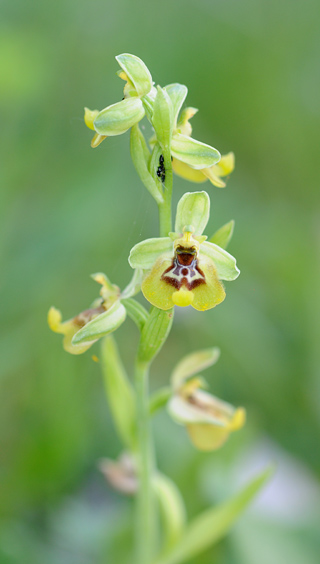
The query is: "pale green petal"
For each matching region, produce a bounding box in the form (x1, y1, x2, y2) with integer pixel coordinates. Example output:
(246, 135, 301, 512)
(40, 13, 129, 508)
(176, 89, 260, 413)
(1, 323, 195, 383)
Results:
(171, 133, 220, 169)
(209, 220, 235, 249)
(200, 241, 240, 281)
(116, 53, 153, 97)
(168, 395, 226, 426)
(129, 237, 172, 270)
(94, 97, 145, 136)
(72, 301, 126, 345)
(164, 83, 188, 128)
(130, 125, 164, 204)
(175, 191, 210, 235)
(171, 348, 220, 389)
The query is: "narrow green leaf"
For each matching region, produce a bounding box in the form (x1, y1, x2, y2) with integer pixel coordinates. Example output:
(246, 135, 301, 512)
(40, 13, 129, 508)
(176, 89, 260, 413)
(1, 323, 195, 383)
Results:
(101, 336, 136, 448)
(171, 347, 220, 389)
(154, 467, 273, 564)
(152, 86, 173, 150)
(175, 191, 210, 236)
(154, 473, 186, 553)
(72, 301, 126, 345)
(122, 298, 149, 331)
(209, 220, 235, 249)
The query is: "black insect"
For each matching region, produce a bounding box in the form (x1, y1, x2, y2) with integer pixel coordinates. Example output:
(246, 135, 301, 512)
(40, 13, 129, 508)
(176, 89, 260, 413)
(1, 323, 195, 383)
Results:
(156, 154, 166, 183)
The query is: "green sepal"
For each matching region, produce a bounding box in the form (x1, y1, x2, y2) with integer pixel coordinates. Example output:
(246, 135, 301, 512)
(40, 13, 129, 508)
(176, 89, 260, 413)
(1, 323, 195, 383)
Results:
(129, 237, 172, 270)
(209, 220, 235, 249)
(130, 125, 164, 204)
(149, 386, 172, 415)
(171, 347, 220, 390)
(138, 307, 174, 363)
(116, 53, 153, 97)
(72, 301, 126, 345)
(200, 241, 240, 281)
(164, 84, 188, 128)
(142, 92, 155, 122)
(101, 336, 136, 449)
(94, 97, 145, 136)
(152, 86, 174, 150)
(175, 191, 210, 235)
(153, 473, 186, 554)
(171, 133, 220, 169)
(122, 298, 149, 332)
(154, 467, 273, 564)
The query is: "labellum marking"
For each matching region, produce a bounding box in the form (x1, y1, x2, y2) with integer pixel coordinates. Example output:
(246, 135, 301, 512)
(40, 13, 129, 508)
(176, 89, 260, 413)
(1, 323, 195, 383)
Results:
(161, 245, 206, 290)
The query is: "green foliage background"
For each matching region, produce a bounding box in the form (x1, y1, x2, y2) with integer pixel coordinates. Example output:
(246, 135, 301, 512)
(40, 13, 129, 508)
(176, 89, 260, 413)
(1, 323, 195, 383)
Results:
(1, 0, 319, 562)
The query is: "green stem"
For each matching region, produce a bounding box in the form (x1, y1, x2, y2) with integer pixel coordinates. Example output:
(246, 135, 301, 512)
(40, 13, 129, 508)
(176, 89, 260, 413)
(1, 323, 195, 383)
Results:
(135, 358, 156, 564)
(158, 147, 173, 237)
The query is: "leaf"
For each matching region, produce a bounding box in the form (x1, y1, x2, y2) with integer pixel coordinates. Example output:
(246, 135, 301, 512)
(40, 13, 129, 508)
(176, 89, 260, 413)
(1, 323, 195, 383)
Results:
(154, 467, 273, 564)
(101, 336, 136, 448)
(122, 298, 149, 332)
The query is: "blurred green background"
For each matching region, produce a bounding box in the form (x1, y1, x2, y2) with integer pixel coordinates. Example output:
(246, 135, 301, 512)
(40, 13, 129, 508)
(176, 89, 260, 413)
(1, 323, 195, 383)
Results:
(1, 0, 320, 562)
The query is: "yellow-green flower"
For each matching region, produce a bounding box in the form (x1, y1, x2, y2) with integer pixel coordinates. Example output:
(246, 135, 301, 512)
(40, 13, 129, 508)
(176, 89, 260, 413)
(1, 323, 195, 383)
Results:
(171, 106, 235, 187)
(84, 53, 154, 149)
(168, 348, 245, 451)
(48, 273, 128, 354)
(129, 191, 239, 311)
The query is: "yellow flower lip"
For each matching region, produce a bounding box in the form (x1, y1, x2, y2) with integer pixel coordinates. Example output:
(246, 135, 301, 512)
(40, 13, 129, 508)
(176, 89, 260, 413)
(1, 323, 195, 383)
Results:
(172, 289, 194, 307)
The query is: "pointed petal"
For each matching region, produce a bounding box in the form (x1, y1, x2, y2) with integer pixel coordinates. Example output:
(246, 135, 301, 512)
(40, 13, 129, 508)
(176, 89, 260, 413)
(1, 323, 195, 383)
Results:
(175, 191, 210, 235)
(172, 158, 207, 183)
(191, 255, 226, 311)
(214, 152, 235, 176)
(200, 241, 240, 281)
(129, 237, 172, 270)
(172, 348, 220, 389)
(72, 301, 126, 345)
(171, 133, 220, 169)
(141, 256, 175, 310)
(94, 97, 145, 136)
(116, 53, 153, 97)
(84, 107, 99, 131)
